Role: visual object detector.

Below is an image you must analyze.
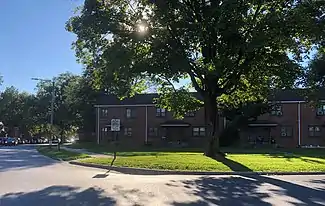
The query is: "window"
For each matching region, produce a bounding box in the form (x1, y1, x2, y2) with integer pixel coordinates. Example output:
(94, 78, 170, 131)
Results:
(126, 108, 136, 118)
(270, 104, 283, 116)
(280, 126, 293, 137)
(193, 127, 206, 136)
(101, 127, 109, 136)
(308, 126, 321, 137)
(124, 127, 132, 136)
(156, 108, 166, 117)
(185, 111, 195, 117)
(316, 104, 325, 116)
(148, 127, 158, 136)
(101, 109, 108, 117)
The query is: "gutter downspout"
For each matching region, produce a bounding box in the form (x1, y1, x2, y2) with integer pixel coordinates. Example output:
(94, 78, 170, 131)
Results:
(145, 106, 148, 144)
(97, 107, 100, 145)
(298, 102, 301, 147)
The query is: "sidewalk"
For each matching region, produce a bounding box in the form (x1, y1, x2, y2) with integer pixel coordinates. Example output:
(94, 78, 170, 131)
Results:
(61, 146, 112, 158)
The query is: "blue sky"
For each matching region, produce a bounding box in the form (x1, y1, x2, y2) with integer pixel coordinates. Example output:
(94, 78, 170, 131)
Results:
(0, 0, 83, 93)
(0, 0, 315, 93)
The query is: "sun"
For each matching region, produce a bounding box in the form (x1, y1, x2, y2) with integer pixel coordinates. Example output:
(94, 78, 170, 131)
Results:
(137, 24, 147, 33)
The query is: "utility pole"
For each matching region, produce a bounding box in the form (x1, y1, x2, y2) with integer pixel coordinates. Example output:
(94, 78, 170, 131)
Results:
(32, 78, 55, 148)
(50, 80, 55, 148)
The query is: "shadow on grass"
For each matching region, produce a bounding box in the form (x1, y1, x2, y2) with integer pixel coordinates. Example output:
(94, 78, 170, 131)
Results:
(168, 175, 325, 205)
(223, 148, 325, 166)
(0, 185, 116, 206)
(116, 152, 168, 157)
(224, 148, 325, 158)
(37, 146, 90, 161)
(215, 156, 253, 172)
(71, 143, 325, 155)
(69, 143, 203, 154)
(261, 153, 325, 165)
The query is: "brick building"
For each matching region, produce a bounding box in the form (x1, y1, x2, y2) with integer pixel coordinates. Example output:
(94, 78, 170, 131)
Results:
(95, 90, 325, 148)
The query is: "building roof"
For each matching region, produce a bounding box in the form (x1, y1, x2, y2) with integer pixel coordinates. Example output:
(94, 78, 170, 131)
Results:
(96, 89, 325, 106)
(268, 89, 305, 101)
(96, 92, 203, 105)
(97, 93, 159, 105)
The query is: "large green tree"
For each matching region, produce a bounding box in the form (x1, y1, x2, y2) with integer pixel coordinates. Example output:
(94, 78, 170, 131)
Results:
(63, 75, 98, 137)
(67, 0, 325, 157)
(35, 73, 78, 143)
(34, 72, 98, 144)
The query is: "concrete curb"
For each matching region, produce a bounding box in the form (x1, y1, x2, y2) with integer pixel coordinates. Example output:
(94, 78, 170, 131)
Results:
(69, 161, 325, 176)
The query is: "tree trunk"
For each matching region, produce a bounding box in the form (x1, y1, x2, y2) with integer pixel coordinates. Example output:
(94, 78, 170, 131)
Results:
(57, 130, 64, 151)
(204, 93, 224, 158)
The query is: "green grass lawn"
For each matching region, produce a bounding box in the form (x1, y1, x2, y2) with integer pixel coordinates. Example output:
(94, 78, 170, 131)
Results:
(68, 142, 202, 154)
(70, 142, 325, 172)
(77, 150, 325, 172)
(37, 146, 90, 161)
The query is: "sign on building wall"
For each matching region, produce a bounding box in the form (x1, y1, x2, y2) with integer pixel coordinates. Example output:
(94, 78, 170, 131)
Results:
(111, 119, 121, 131)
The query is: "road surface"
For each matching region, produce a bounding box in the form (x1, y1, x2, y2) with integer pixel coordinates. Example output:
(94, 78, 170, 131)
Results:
(0, 145, 325, 206)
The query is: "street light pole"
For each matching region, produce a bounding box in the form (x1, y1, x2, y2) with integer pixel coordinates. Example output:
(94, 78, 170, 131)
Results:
(50, 80, 55, 148)
(32, 78, 55, 148)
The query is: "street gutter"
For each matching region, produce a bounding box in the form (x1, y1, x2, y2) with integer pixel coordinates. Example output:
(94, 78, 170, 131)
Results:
(69, 161, 325, 176)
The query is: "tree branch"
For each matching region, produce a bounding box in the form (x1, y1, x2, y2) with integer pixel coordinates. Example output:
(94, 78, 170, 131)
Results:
(166, 25, 204, 94)
(159, 75, 177, 93)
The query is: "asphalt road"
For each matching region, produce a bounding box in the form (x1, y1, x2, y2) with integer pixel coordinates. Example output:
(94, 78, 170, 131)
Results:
(0, 145, 325, 206)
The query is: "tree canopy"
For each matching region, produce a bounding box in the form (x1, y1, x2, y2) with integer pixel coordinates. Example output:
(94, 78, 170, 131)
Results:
(305, 49, 325, 88)
(0, 73, 98, 141)
(67, 0, 325, 157)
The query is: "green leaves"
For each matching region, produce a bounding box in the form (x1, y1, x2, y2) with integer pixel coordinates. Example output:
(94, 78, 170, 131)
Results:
(155, 87, 203, 119)
(67, 0, 324, 134)
(0, 86, 39, 135)
(306, 50, 325, 88)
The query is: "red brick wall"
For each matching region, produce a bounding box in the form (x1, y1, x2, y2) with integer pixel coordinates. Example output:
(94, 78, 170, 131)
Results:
(300, 103, 325, 146)
(97, 106, 211, 145)
(96, 101, 325, 147)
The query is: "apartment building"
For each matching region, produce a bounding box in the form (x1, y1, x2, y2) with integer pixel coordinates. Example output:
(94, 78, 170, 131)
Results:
(94, 90, 325, 148)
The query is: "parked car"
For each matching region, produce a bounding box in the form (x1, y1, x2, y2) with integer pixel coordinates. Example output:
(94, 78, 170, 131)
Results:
(4, 137, 18, 146)
(22, 139, 30, 144)
(17, 138, 24, 144)
(31, 138, 43, 144)
(52, 139, 60, 144)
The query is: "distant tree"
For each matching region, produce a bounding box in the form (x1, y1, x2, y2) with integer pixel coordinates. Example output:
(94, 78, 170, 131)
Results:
(63, 75, 98, 136)
(0, 87, 25, 128)
(68, 0, 325, 157)
(35, 73, 78, 146)
(305, 50, 325, 87)
(0, 87, 39, 137)
(301, 48, 325, 106)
